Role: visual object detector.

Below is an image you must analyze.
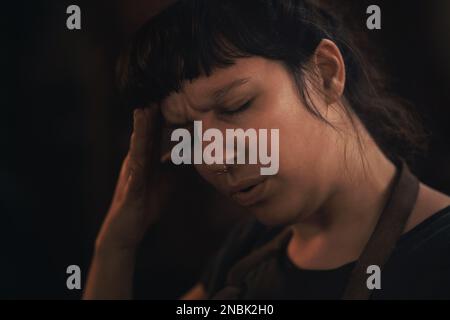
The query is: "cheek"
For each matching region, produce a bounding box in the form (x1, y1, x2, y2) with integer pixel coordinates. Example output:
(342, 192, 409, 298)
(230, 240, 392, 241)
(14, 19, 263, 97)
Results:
(276, 104, 334, 192)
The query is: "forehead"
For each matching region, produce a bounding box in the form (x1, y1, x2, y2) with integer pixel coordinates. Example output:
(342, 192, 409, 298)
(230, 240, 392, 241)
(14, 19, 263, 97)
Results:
(160, 57, 273, 124)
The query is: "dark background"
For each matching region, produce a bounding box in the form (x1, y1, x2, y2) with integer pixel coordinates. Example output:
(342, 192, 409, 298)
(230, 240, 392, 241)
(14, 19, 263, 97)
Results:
(2, 0, 449, 299)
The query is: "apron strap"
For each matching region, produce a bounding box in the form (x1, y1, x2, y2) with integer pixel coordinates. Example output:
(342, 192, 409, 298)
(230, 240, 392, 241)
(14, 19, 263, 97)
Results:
(342, 160, 420, 299)
(211, 228, 293, 300)
(211, 160, 420, 300)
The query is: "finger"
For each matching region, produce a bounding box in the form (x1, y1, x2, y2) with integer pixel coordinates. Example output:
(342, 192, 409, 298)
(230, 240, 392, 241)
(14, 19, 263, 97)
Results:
(127, 108, 149, 197)
(129, 108, 148, 167)
(127, 106, 162, 197)
(111, 153, 131, 202)
(144, 105, 161, 151)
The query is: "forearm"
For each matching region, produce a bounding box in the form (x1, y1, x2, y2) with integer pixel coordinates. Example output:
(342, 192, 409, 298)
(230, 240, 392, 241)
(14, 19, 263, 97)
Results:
(83, 246, 137, 300)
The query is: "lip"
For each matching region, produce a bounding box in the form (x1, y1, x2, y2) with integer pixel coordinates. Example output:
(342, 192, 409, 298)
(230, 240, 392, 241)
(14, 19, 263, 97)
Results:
(228, 177, 269, 206)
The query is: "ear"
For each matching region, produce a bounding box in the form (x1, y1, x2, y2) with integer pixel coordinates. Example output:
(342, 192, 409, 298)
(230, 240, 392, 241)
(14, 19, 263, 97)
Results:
(312, 39, 346, 104)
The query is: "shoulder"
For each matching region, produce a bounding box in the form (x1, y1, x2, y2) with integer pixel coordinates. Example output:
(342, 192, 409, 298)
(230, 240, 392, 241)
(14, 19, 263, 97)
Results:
(384, 204, 450, 298)
(404, 182, 450, 234)
(398, 202, 450, 255)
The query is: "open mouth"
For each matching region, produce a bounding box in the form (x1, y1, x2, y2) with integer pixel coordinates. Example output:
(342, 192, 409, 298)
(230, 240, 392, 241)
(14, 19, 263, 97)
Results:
(239, 184, 258, 193)
(230, 178, 268, 207)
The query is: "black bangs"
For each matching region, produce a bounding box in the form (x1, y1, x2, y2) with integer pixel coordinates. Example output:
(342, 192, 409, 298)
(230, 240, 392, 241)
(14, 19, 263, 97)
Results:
(116, 0, 323, 108)
(117, 0, 248, 108)
(115, 0, 427, 160)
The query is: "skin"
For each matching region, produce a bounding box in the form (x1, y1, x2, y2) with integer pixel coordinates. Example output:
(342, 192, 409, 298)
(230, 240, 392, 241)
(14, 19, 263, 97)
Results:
(83, 40, 450, 300)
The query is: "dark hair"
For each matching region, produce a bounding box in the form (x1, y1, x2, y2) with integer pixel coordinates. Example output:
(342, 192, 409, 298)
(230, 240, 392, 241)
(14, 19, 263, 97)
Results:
(117, 0, 427, 162)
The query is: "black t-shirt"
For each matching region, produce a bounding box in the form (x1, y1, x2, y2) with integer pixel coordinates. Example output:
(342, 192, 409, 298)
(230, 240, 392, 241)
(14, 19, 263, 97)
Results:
(201, 206, 450, 299)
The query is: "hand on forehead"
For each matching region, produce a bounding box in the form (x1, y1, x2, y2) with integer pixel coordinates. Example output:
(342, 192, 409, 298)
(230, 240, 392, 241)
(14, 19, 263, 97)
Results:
(160, 91, 193, 126)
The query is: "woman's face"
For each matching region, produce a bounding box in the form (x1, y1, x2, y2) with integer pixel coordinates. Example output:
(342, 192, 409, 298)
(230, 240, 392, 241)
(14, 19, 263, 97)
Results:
(161, 57, 344, 226)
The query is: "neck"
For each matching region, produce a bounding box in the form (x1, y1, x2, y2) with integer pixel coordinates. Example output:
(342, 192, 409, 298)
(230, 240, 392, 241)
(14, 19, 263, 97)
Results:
(287, 132, 397, 270)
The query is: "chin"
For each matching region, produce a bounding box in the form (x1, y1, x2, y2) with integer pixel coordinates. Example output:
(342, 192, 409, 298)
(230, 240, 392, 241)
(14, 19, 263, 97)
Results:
(249, 201, 299, 228)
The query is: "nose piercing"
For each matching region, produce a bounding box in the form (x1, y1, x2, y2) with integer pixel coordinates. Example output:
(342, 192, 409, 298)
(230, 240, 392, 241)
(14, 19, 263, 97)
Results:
(216, 164, 229, 175)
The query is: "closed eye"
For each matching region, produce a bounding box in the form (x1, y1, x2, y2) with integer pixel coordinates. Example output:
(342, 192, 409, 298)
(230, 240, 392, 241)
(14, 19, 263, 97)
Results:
(220, 99, 253, 116)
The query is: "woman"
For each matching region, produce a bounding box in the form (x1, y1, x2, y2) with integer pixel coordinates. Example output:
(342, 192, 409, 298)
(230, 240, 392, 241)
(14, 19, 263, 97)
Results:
(84, 0, 450, 299)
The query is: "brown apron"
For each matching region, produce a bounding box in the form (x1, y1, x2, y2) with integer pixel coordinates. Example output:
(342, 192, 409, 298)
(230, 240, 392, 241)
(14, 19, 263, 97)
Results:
(212, 160, 420, 300)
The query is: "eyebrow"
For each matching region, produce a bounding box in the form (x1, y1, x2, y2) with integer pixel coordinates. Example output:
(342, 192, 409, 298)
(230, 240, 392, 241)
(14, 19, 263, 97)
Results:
(212, 77, 251, 105)
(164, 77, 252, 122)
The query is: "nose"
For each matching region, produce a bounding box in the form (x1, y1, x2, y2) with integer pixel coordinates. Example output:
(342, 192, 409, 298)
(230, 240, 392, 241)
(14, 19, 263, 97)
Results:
(202, 144, 237, 175)
(197, 119, 238, 175)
